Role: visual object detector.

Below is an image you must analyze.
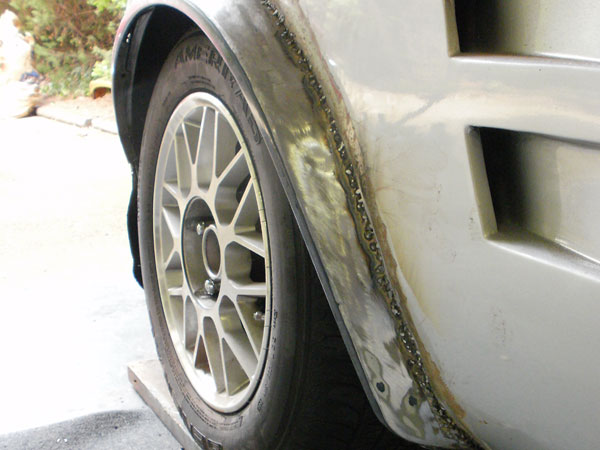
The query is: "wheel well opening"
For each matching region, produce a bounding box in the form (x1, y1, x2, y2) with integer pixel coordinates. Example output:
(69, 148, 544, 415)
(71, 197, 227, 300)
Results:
(113, 6, 199, 286)
(114, 6, 199, 167)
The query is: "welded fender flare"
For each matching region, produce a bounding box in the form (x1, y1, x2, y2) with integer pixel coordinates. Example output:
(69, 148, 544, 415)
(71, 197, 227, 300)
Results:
(113, 0, 480, 447)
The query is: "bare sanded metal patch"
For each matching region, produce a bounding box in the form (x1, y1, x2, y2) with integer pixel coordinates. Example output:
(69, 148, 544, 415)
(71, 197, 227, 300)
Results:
(261, 1, 480, 447)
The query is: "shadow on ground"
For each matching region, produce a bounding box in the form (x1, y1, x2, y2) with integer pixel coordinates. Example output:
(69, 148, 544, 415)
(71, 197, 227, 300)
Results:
(0, 411, 180, 450)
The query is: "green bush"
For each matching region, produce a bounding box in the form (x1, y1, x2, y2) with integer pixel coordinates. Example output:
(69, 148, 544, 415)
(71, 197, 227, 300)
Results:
(7, 0, 125, 96)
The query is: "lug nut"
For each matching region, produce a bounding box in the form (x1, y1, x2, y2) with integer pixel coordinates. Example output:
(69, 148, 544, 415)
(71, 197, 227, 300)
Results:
(204, 279, 219, 296)
(196, 222, 206, 236)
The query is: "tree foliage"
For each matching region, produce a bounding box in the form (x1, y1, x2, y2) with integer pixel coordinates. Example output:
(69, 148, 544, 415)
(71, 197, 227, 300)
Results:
(5, 0, 124, 95)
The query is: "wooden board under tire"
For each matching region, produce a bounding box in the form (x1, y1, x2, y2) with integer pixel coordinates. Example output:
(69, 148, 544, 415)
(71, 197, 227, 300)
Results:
(128, 360, 201, 450)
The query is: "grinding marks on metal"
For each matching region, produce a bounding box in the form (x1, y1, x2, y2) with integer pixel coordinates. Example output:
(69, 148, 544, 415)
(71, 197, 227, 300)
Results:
(260, 1, 481, 447)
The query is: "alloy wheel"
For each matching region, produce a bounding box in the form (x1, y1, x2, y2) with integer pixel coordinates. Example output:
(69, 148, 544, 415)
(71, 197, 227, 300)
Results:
(152, 92, 269, 413)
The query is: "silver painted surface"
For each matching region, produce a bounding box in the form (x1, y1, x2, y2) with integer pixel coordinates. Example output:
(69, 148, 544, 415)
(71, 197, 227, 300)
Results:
(453, 0, 600, 62)
(293, 1, 600, 449)
(472, 129, 600, 264)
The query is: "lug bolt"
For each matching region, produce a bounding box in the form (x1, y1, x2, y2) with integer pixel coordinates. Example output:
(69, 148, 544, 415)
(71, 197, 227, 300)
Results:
(196, 222, 206, 236)
(204, 279, 219, 296)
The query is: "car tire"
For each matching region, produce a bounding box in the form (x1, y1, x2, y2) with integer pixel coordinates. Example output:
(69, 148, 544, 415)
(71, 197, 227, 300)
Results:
(138, 32, 413, 450)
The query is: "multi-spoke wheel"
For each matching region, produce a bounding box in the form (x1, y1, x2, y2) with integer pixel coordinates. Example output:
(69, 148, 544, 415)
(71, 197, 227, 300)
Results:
(137, 33, 411, 450)
(153, 92, 269, 412)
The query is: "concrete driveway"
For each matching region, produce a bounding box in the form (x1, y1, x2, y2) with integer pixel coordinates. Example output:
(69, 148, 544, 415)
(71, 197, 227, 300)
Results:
(0, 115, 180, 449)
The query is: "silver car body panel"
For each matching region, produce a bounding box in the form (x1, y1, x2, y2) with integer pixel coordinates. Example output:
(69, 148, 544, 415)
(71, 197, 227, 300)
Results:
(114, 1, 600, 449)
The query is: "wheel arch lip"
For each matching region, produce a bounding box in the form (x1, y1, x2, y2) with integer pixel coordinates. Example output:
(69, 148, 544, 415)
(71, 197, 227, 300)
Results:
(113, 1, 477, 447)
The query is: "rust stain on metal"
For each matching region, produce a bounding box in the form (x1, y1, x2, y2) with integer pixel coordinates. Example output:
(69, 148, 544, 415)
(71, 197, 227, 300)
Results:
(260, 1, 480, 448)
(426, 354, 467, 420)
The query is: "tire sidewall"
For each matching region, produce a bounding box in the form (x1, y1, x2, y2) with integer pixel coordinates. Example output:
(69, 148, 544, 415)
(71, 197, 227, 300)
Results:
(138, 33, 306, 449)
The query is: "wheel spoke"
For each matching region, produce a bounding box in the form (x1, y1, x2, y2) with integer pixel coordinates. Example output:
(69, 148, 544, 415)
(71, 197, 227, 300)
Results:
(161, 205, 180, 239)
(234, 296, 266, 358)
(232, 232, 265, 258)
(163, 253, 184, 340)
(214, 112, 238, 178)
(212, 136, 251, 227)
(193, 334, 210, 371)
(196, 107, 216, 189)
(232, 181, 260, 233)
(221, 339, 251, 395)
(164, 251, 182, 282)
(184, 297, 199, 350)
(168, 286, 184, 297)
(164, 293, 183, 343)
(174, 133, 192, 197)
(159, 216, 175, 263)
(203, 318, 226, 393)
(219, 296, 259, 373)
(163, 143, 178, 188)
(162, 181, 181, 206)
(229, 280, 267, 297)
(163, 245, 176, 269)
(216, 150, 248, 191)
(160, 179, 183, 266)
(183, 120, 201, 164)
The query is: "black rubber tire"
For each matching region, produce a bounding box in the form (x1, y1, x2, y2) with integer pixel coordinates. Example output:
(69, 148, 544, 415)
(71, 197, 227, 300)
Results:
(138, 32, 416, 450)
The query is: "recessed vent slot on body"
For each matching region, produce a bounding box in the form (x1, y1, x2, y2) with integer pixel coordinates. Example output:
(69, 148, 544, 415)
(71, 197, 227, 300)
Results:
(469, 127, 600, 265)
(451, 0, 600, 62)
